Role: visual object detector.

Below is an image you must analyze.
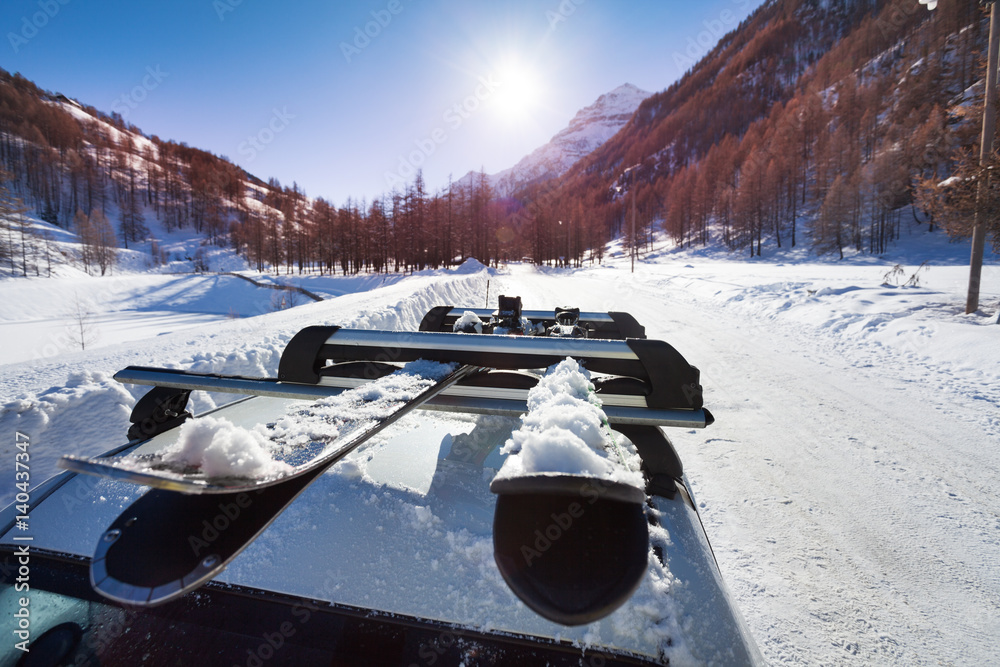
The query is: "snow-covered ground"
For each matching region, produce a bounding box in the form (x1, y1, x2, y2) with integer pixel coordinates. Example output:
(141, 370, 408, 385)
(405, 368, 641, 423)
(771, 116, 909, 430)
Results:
(2, 224, 998, 666)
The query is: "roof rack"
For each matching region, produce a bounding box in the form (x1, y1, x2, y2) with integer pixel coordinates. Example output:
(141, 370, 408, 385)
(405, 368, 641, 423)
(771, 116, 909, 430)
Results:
(419, 305, 647, 339)
(113, 301, 711, 429)
(66, 301, 713, 626)
(277, 326, 704, 410)
(115, 366, 710, 429)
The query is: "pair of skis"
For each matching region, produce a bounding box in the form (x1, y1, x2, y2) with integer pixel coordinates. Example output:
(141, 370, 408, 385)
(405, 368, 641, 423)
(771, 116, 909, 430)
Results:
(60, 356, 674, 622)
(59, 363, 484, 607)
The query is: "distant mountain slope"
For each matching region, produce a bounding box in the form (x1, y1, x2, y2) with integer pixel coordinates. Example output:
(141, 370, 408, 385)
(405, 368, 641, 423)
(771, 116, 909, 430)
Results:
(521, 0, 987, 261)
(0, 68, 322, 275)
(0, 68, 283, 241)
(460, 83, 650, 195)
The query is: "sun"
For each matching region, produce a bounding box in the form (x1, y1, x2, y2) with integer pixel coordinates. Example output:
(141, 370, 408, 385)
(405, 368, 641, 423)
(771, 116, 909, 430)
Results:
(489, 58, 542, 122)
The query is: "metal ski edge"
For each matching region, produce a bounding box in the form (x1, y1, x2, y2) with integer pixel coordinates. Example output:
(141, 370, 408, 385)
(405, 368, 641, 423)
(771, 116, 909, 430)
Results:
(63, 364, 486, 495)
(59, 457, 221, 494)
(111, 366, 710, 427)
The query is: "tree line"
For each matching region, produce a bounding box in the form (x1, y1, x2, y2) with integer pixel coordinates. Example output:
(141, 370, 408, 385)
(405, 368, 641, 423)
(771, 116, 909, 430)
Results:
(0, 64, 592, 277)
(0, 0, 994, 279)
(655, 0, 985, 258)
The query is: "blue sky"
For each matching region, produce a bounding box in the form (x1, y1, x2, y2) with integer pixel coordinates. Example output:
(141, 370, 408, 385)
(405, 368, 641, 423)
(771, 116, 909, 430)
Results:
(2, 0, 765, 203)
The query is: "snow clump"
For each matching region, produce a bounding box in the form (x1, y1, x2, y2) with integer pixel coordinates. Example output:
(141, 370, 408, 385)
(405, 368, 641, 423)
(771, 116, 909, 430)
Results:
(160, 415, 294, 478)
(495, 358, 643, 488)
(452, 310, 483, 333)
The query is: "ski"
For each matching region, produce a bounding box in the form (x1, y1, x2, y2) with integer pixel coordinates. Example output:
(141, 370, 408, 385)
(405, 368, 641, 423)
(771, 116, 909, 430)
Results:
(60, 362, 482, 494)
(87, 362, 483, 606)
(488, 358, 651, 626)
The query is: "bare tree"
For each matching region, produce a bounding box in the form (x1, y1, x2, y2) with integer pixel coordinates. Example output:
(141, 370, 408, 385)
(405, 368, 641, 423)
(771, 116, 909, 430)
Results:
(270, 287, 300, 311)
(41, 231, 54, 277)
(14, 209, 36, 276)
(68, 293, 99, 351)
(76, 208, 95, 273)
(916, 149, 1000, 255)
(89, 208, 118, 276)
(0, 168, 29, 274)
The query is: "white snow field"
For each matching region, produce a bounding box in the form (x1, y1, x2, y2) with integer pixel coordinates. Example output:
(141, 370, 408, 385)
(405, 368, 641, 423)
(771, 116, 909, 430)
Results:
(1, 228, 998, 666)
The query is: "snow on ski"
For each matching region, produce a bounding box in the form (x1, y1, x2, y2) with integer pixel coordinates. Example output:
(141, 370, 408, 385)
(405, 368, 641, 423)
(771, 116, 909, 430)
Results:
(490, 357, 646, 499)
(88, 361, 482, 606)
(61, 361, 480, 494)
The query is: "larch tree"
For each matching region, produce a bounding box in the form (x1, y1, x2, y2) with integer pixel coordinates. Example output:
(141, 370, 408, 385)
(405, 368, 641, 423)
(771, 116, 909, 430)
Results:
(815, 173, 850, 259)
(0, 168, 28, 274)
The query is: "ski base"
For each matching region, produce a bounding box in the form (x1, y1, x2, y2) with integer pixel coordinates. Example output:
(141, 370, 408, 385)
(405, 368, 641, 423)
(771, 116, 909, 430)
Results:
(92, 466, 324, 606)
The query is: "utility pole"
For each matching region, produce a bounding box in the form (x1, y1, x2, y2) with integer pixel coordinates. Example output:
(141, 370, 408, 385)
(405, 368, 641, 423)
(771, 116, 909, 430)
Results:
(630, 170, 637, 274)
(967, 1, 999, 314)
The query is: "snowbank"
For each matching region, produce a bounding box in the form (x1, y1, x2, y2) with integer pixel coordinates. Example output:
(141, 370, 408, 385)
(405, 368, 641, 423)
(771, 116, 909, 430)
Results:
(0, 262, 492, 504)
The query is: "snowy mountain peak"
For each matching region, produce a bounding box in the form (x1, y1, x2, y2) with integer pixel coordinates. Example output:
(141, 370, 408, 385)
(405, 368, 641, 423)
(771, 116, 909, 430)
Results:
(553, 82, 649, 150)
(578, 83, 649, 121)
(461, 83, 650, 195)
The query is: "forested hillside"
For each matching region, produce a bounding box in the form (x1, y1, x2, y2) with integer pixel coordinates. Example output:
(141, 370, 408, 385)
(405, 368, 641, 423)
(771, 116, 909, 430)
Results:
(537, 0, 988, 260)
(0, 66, 510, 276)
(0, 0, 993, 279)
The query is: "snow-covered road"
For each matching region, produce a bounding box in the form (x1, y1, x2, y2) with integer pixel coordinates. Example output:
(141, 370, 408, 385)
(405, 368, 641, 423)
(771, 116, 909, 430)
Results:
(490, 262, 999, 666)
(2, 247, 998, 666)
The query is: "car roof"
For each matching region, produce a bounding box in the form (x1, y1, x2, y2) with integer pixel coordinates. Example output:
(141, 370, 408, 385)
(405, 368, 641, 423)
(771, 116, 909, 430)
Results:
(1, 309, 762, 665)
(1, 403, 758, 665)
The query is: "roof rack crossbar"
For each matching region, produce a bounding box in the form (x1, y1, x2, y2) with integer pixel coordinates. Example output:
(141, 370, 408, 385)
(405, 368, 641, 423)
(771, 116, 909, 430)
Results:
(279, 327, 703, 410)
(112, 366, 710, 427)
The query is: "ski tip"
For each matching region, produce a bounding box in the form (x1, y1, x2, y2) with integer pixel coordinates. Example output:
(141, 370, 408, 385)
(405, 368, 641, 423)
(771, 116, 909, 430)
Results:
(56, 454, 90, 472)
(90, 552, 222, 607)
(491, 478, 649, 626)
(89, 492, 231, 607)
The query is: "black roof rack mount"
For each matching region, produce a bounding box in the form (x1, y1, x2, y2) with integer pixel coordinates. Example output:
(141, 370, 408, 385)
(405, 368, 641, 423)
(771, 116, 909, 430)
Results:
(419, 306, 647, 340)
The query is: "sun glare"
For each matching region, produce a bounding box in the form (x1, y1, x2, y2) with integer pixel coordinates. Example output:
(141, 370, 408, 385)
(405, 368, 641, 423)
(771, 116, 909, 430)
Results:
(490, 58, 541, 122)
